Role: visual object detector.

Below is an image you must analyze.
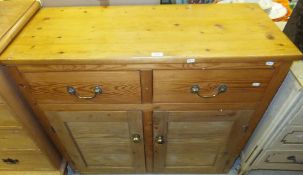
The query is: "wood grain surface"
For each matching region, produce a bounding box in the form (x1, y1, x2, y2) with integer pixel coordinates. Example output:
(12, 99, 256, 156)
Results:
(1, 3, 300, 174)
(0, 104, 22, 128)
(0, 67, 62, 170)
(22, 71, 141, 104)
(16, 62, 279, 72)
(0, 4, 301, 64)
(0, 151, 54, 171)
(154, 69, 273, 103)
(153, 110, 254, 173)
(0, 129, 39, 151)
(45, 110, 146, 173)
(0, 0, 40, 53)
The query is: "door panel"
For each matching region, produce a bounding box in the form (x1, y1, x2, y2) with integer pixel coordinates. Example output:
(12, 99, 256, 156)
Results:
(271, 125, 303, 150)
(0, 151, 54, 171)
(45, 111, 145, 173)
(255, 150, 303, 170)
(153, 110, 254, 173)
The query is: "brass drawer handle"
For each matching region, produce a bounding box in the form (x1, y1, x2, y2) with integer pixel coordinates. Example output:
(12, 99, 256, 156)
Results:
(2, 158, 19, 165)
(155, 136, 165, 144)
(191, 84, 228, 98)
(67, 86, 102, 99)
(131, 134, 141, 143)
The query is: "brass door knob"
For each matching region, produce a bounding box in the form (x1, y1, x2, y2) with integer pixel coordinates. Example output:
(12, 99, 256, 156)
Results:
(155, 136, 165, 144)
(131, 134, 141, 143)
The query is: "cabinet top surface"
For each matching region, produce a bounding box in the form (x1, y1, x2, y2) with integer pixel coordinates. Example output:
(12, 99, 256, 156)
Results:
(0, 4, 302, 64)
(0, 0, 36, 42)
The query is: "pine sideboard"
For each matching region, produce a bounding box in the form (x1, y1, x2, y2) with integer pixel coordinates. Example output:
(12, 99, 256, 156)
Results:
(0, 3, 302, 174)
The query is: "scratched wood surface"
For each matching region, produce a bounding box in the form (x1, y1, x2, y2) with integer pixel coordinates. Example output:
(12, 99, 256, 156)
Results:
(0, 4, 301, 64)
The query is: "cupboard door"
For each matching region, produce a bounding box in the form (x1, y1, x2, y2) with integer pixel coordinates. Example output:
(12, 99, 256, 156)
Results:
(153, 110, 254, 173)
(45, 111, 145, 173)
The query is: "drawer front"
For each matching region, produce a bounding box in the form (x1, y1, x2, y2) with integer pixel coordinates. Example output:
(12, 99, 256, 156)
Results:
(0, 151, 54, 170)
(281, 127, 303, 145)
(0, 105, 21, 128)
(22, 71, 141, 104)
(271, 125, 303, 150)
(0, 129, 38, 151)
(255, 150, 303, 170)
(154, 69, 273, 103)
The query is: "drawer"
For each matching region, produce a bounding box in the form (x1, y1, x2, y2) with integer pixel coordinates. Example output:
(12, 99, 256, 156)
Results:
(22, 71, 141, 104)
(0, 129, 38, 151)
(280, 126, 303, 145)
(271, 125, 303, 150)
(0, 105, 21, 128)
(255, 150, 303, 170)
(153, 69, 273, 103)
(0, 151, 54, 170)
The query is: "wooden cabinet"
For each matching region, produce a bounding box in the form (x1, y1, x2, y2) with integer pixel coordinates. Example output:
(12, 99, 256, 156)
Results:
(0, 68, 62, 171)
(0, 0, 63, 173)
(8, 64, 292, 174)
(240, 61, 303, 174)
(44, 111, 145, 173)
(0, 3, 301, 174)
(0, 96, 48, 171)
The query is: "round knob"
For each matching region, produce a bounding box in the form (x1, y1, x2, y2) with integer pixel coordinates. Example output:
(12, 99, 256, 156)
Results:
(131, 134, 141, 143)
(155, 136, 165, 144)
(191, 85, 200, 94)
(218, 84, 228, 93)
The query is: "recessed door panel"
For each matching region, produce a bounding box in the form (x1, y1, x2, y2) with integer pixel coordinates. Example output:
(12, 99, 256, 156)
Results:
(45, 110, 145, 173)
(153, 110, 254, 173)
